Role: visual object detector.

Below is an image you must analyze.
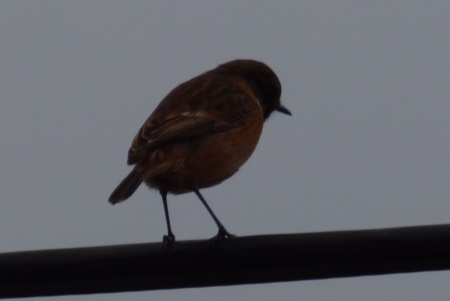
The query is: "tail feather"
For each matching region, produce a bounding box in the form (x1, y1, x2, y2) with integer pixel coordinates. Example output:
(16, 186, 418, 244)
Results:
(109, 169, 145, 204)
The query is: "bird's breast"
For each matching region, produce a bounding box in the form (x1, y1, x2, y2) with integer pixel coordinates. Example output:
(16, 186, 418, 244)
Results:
(143, 110, 264, 194)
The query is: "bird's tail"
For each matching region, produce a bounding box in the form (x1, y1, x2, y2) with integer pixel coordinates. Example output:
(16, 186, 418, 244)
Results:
(108, 168, 145, 204)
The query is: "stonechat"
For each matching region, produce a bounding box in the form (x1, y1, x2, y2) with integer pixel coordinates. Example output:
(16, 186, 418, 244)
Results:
(109, 59, 291, 242)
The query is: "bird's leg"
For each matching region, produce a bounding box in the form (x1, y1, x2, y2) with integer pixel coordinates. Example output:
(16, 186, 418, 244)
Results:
(193, 189, 235, 239)
(160, 190, 175, 243)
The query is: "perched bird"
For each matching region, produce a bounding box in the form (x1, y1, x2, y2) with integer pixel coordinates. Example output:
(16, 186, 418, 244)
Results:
(109, 59, 291, 242)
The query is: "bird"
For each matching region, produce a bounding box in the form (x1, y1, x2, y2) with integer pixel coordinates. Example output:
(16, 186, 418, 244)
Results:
(108, 59, 291, 242)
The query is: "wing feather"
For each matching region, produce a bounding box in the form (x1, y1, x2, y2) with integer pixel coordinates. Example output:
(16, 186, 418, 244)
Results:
(127, 78, 258, 165)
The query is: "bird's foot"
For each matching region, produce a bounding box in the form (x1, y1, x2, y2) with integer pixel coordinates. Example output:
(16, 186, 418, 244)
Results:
(163, 233, 176, 245)
(210, 227, 236, 240)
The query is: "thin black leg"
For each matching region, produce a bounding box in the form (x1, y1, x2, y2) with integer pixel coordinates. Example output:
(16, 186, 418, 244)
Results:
(193, 189, 235, 239)
(160, 190, 175, 243)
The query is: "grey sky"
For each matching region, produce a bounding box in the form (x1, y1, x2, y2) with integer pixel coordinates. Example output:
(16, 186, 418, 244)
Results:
(1, 1, 450, 300)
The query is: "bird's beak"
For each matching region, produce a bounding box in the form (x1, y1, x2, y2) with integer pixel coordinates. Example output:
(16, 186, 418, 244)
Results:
(276, 104, 292, 116)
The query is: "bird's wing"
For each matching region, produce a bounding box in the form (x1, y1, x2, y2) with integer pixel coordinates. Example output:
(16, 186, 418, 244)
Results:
(127, 105, 248, 165)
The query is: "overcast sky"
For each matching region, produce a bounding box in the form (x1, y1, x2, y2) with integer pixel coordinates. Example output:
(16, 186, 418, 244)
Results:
(1, 1, 450, 300)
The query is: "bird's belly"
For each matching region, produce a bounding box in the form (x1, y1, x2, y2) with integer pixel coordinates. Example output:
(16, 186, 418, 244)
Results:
(144, 121, 263, 194)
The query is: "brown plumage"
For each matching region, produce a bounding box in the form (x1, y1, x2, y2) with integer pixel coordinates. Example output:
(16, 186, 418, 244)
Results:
(109, 59, 291, 242)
